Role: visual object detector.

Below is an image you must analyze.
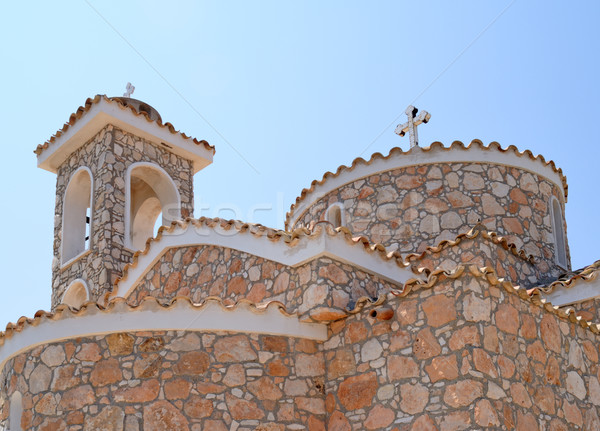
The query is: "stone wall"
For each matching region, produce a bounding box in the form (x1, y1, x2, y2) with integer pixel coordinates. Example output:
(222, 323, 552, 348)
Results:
(292, 162, 569, 285)
(52, 125, 195, 308)
(3, 269, 600, 429)
(129, 245, 398, 322)
(0, 331, 327, 431)
(320, 270, 600, 430)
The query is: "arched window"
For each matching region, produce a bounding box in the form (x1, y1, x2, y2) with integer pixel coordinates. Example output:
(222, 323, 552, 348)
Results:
(550, 196, 567, 268)
(62, 167, 93, 264)
(9, 392, 22, 431)
(326, 203, 344, 228)
(125, 163, 181, 250)
(62, 279, 89, 309)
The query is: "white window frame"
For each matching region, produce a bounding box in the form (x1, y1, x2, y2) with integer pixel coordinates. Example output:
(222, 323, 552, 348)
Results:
(125, 162, 181, 251)
(325, 202, 345, 228)
(61, 167, 94, 266)
(61, 278, 90, 309)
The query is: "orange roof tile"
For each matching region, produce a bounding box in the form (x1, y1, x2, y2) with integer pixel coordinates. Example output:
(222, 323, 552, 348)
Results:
(535, 259, 600, 294)
(404, 223, 536, 273)
(0, 296, 293, 347)
(391, 264, 600, 333)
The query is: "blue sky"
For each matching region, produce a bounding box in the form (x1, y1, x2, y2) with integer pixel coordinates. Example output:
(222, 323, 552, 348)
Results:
(0, 1, 598, 323)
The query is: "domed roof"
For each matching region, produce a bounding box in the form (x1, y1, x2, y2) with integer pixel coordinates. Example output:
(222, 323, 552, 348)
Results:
(110, 97, 162, 123)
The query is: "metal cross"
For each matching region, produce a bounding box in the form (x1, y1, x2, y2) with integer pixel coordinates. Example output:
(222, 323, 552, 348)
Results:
(394, 105, 431, 148)
(123, 82, 135, 98)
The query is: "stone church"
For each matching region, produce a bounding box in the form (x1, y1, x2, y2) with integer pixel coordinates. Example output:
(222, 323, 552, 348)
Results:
(1, 94, 599, 430)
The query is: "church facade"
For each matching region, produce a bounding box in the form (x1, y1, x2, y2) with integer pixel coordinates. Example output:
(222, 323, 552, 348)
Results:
(1, 95, 600, 430)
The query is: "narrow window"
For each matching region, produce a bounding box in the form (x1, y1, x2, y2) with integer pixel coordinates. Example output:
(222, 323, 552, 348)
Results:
(62, 168, 93, 264)
(9, 392, 22, 431)
(551, 197, 567, 268)
(62, 279, 89, 309)
(126, 163, 181, 250)
(85, 207, 91, 250)
(326, 203, 344, 228)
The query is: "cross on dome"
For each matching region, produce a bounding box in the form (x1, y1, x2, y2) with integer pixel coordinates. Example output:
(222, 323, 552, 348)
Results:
(123, 82, 135, 98)
(394, 105, 431, 148)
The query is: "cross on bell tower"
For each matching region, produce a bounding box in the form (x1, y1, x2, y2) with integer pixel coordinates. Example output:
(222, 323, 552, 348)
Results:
(394, 105, 431, 148)
(123, 82, 135, 98)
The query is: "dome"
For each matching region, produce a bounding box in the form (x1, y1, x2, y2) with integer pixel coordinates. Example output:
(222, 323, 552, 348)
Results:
(111, 97, 162, 123)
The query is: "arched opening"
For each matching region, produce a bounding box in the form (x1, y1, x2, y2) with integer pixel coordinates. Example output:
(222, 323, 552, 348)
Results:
(62, 279, 89, 309)
(62, 167, 93, 264)
(9, 392, 22, 431)
(551, 197, 567, 268)
(126, 163, 181, 250)
(326, 203, 344, 228)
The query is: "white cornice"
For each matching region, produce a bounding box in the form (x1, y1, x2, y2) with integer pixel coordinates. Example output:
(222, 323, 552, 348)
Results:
(543, 277, 600, 307)
(0, 300, 327, 372)
(37, 98, 213, 174)
(114, 224, 422, 299)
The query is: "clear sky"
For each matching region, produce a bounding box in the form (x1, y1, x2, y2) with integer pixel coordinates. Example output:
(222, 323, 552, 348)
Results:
(0, 1, 598, 324)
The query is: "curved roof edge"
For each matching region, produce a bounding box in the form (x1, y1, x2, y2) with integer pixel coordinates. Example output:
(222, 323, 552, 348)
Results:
(286, 140, 568, 229)
(0, 296, 327, 371)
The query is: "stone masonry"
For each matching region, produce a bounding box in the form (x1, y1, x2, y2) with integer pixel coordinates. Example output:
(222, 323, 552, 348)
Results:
(3, 265, 600, 430)
(0, 331, 327, 430)
(52, 124, 194, 309)
(3, 95, 599, 430)
(292, 162, 568, 286)
(129, 243, 398, 323)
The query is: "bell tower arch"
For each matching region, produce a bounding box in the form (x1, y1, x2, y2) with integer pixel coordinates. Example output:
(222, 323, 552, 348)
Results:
(35, 94, 214, 308)
(126, 162, 181, 250)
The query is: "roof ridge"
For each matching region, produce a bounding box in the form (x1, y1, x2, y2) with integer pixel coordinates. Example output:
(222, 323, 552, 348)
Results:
(285, 139, 568, 229)
(390, 264, 600, 335)
(107, 217, 416, 303)
(405, 223, 536, 273)
(34, 94, 215, 156)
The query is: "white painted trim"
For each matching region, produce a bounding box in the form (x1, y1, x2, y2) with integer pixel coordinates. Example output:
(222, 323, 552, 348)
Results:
(114, 223, 422, 299)
(125, 162, 182, 251)
(326, 202, 346, 228)
(288, 145, 566, 228)
(37, 97, 213, 174)
(0, 301, 327, 371)
(61, 278, 90, 308)
(543, 276, 600, 307)
(61, 166, 94, 266)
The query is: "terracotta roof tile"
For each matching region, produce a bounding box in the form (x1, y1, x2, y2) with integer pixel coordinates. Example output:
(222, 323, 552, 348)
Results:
(108, 217, 419, 303)
(404, 223, 535, 274)
(34, 94, 214, 156)
(0, 296, 291, 347)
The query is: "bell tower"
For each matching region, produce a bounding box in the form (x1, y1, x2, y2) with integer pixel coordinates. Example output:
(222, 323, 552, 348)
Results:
(36, 94, 214, 309)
